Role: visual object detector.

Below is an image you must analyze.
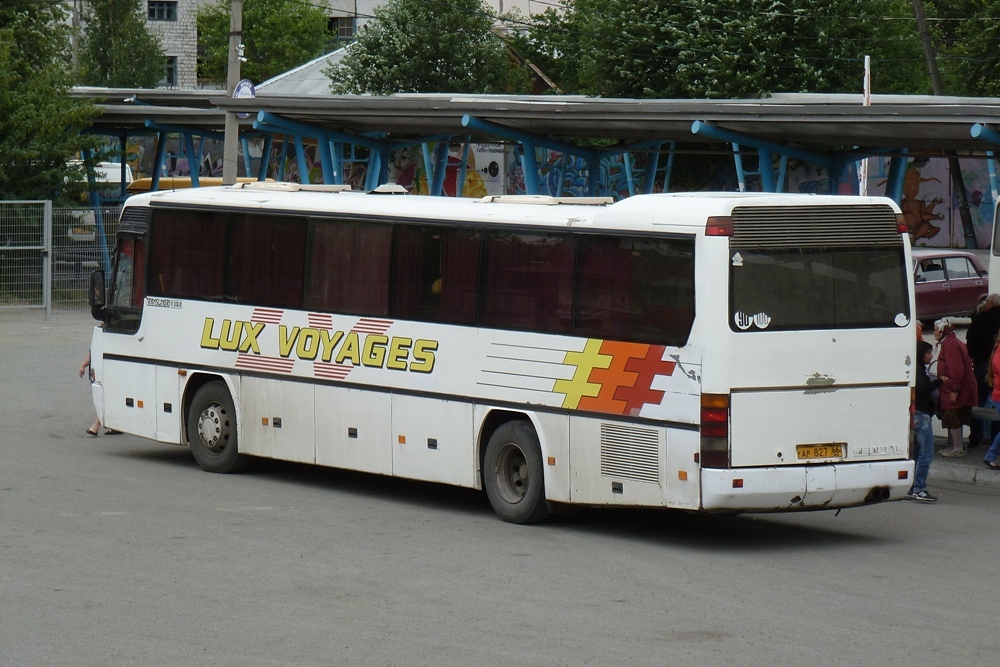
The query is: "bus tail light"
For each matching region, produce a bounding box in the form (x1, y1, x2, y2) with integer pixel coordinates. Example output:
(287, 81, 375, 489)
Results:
(705, 216, 733, 236)
(896, 213, 909, 233)
(701, 393, 730, 468)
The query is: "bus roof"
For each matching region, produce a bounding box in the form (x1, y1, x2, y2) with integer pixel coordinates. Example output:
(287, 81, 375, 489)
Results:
(127, 184, 901, 234)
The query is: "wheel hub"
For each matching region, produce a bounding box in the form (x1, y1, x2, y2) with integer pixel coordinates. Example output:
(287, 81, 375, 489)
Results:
(496, 443, 529, 503)
(197, 405, 226, 452)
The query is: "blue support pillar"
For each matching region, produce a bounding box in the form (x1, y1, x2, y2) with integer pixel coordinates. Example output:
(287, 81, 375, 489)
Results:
(758, 147, 775, 192)
(241, 136, 252, 177)
(988, 151, 999, 205)
(364, 150, 384, 191)
(81, 147, 112, 276)
(317, 135, 334, 184)
(421, 143, 432, 191)
(293, 134, 309, 184)
(152, 131, 168, 190)
(430, 141, 449, 196)
(183, 133, 199, 186)
(885, 151, 909, 204)
(587, 156, 599, 197)
(457, 139, 471, 198)
(258, 135, 273, 181)
(663, 142, 676, 193)
(641, 145, 660, 195)
(330, 140, 343, 185)
(733, 143, 747, 192)
(623, 152, 636, 198)
(521, 141, 540, 195)
(379, 148, 390, 187)
(555, 153, 567, 196)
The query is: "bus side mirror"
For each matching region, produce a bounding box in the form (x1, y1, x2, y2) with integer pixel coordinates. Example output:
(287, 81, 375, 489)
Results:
(89, 270, 106, 320)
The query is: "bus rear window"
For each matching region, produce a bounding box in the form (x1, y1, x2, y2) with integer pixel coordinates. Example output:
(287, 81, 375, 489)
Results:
(730, 247, 909, 331)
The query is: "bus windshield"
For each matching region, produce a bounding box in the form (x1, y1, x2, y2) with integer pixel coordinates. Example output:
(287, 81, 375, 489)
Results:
(730, 246, 910, 331)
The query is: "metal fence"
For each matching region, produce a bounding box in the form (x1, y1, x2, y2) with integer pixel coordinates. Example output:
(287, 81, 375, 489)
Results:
(1, 202, 121, 316)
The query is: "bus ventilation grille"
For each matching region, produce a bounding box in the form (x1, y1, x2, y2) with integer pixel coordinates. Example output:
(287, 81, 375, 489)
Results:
(119, 206, 151, 235)
(600, 423, 661, 484)
(730, 205, 901, 249)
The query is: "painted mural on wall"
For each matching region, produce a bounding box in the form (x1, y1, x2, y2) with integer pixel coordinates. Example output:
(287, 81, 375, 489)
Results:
(787, 156, 995, 250)
(391, 143, 505, 197)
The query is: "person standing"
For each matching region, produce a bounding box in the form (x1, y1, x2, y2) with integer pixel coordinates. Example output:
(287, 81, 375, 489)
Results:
(963, 294, 1000, 448)
(79, 350, 121, 437)
(79, 351, 102, 436)
(982, 338, 1000, 471)
(935, 318, 978, 457)
(908, 340, 944, 501)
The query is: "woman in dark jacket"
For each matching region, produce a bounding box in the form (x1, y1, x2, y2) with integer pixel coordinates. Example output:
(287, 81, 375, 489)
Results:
(935, 318, 979, 457)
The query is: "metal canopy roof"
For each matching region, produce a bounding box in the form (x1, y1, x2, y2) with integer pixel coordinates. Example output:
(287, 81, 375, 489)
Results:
(73, 88, 1000, 156)
(74, 88, 1000, 159)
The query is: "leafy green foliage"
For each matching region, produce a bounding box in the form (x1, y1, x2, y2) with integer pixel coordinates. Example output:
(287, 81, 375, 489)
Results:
(78, 0, 164, 88)
(198, 0, 332, 85)
(0, 1, 99, 202)
(327, 0, 530, 94)
(514, 0, 927, 98)
(926, 0, 1000, 96)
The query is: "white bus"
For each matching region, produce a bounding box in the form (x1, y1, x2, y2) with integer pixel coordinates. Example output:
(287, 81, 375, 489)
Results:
(88, 183, 916, 523)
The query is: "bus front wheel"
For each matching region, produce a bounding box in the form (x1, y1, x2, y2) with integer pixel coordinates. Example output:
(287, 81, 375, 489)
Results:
(187, 381, 247, 473)
(483, 420, 549, 524)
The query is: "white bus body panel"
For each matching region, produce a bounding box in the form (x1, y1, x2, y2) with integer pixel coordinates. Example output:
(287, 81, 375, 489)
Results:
(154, 365, 183, 443)
(315, 386, 393, 475)
(240, 377, 315, 463)
(517, 409, 571, 503)
(102, 358, 157, 439)
(730, 385, 911, 468)
(391, 395, 475, 487)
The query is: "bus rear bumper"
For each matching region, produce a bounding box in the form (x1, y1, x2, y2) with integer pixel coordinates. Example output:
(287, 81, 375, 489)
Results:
(700, 460, 915, 512)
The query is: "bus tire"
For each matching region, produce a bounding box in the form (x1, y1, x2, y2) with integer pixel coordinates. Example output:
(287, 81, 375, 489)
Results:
(483, 420, 549, 524)
(187, 381, 247, 474)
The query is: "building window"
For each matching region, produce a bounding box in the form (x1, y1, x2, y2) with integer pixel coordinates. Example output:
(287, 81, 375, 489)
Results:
(329, 17, 356, 40)
(160, 56, 177, 87)
(148, 1, 178, 21)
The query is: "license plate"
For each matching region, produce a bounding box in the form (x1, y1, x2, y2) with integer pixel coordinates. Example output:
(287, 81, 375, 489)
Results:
(795, 443, 845, 460)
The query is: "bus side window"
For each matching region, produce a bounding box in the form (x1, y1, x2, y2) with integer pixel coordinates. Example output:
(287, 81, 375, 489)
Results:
(106, 236, 146, 333)
(148, 209, 226, 300)
(481, 231, 574, 334)
(109, 238, 137, 309)
(391, 226, 480, 324)
(226, 214, 306, 308)
(307, 220, 391, 316)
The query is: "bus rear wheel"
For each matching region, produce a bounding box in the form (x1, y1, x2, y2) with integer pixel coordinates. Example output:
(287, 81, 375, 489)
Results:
(483, 420, 548, 524)
(187, 381, 247, 473)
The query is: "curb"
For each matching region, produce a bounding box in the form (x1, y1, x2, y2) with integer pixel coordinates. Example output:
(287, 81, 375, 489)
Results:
(928, 460, 1000, 489)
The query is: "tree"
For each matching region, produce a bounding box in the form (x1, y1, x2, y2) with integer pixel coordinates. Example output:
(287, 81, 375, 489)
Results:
(78, 0, 165, 88)
(198, 0, 332, 85)
(327, 0, 530, 94)
(513, 0, 927, 99)
(925, 0, 1000, 97)
(0, 1, 99, 202)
